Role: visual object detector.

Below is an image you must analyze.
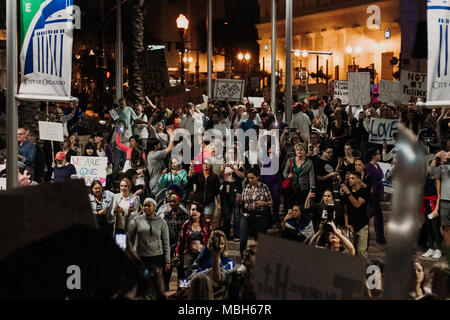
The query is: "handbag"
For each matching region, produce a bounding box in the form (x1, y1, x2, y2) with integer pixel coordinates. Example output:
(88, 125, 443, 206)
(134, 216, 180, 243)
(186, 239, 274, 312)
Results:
(282, 159, 297, 193)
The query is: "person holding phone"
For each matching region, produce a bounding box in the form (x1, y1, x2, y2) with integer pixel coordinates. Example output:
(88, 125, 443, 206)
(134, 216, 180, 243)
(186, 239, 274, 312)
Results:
(89, 180, 115, 237)
(128, 198, 171, 274)
(309, 220, 355, 255)
(112, 178, 140, 234)
(304, 188, 336, 233)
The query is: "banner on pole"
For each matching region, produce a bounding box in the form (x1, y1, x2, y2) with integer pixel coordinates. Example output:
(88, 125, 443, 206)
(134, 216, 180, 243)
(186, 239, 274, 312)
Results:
(70, 156, 108, 186)
(213, 79, 245, 102)
(38, 121, 64, 142)
(378, 80, 402, 104)
(18, 0, 75, 101)
(427, 1, 450, 103)
(348, 72, 371, 105)
(368, 118, 399, 145)
(400, 70, 427, 104)
(333, 80, 349, 105)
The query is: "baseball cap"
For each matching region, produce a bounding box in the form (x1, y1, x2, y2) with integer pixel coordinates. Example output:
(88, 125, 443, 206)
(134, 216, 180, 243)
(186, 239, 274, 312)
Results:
(292, 102, 304, 110)
(55, 152, 66, 161)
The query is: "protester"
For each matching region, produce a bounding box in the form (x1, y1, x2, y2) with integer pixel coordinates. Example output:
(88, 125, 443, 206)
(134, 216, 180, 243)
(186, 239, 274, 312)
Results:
(18, 127, 36, 170)
(112, 177, 140, 234)
(89, 180, 115, 236)
(280, 204, 314, 243)
(51, 151, 77, 182)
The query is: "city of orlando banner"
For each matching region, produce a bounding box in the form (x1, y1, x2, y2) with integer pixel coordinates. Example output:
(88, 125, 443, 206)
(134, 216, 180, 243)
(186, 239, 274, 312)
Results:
(18, 0, 74, 101)
(427, 0, 450, 102)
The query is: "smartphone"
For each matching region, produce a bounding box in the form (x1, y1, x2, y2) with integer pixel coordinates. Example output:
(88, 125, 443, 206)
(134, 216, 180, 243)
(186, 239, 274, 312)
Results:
(288, 128, 297, 132)
(428, 213, 435, 220)
(179, 279, 191, 288)
(129, 200, 134, 206)
(118, 126, 125, 133)
(115, 233, 127, 251)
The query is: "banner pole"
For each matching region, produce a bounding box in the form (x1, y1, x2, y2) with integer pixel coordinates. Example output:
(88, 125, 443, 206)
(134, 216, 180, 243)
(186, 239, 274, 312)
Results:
(6, 0, 18, 189)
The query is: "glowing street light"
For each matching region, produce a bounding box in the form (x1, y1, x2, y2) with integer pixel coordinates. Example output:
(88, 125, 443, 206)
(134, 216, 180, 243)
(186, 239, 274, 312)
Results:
(237, 53, 244, 60)
(244, 53, 251, 61)
(294, 50, 300, 57)
(345, 46, 353, 54)
(177, 14, 189, 86)
(355, 46, 362, 54)
(176, 14, 189, 30)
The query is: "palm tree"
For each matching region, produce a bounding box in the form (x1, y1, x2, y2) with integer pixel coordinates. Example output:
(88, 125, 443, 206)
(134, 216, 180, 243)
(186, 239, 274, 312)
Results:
(126, 0, 145, 106)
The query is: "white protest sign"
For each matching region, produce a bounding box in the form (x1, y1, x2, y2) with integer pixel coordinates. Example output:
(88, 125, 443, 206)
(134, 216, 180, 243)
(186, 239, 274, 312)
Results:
(38, 121, 64, 142)
(0, 178, 6, 191)
(400, 70, 427, 104)
(0, 164, 5, 172)
(248, 97, 265, 108)
(213, 79, 245, 102)
(70, 156, 108, 186)
(253, 234, 366, 300)
(348, 72, 371, 105)
(368, 118, 399, 145)
(379, 162, 394, 194)
(109, 109, 120, 121)
(378, 80, 402, 104)
(427, 2, 450, 103)
(333, 80, 349, 105)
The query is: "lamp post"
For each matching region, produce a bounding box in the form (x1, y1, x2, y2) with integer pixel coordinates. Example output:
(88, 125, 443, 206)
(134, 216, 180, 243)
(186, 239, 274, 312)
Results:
(291, 49, 332, 85)
(177, 14, 189, 86)
(238, 52, 251, 93)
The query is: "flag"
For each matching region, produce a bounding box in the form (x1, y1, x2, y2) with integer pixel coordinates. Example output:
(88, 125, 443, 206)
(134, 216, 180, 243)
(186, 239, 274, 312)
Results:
(427, 0, 450, 102)
(18, 0, 74, 101)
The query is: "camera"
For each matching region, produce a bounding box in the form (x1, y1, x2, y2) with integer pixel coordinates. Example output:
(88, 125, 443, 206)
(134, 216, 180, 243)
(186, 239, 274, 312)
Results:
(288, 128, 297, 132)
(211, 230, 222, 251)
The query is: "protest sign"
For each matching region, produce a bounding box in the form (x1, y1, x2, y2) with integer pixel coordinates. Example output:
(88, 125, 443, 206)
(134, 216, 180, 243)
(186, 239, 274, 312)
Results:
(109, 109, 119, 121)
(379, 162, 394, 194)
(368, 118, 399, 145)
(248, 97, 265, 108)
(213, 79, 245, 102)
(427, 2, 450, 103)
(253, 234, 366, 300)
(38, 121, 64, 142)
(138, 48, 171, 96)
(400, 70, 427, 104)
(162, 87, 204, 108)
(0, 179, 96, 260)
(333, 80, 349, 105)
(0, 178, 6, 191)
(378, 80, 402, 104)
(70, 156, 108, 186)
(348, 72, 371, 105)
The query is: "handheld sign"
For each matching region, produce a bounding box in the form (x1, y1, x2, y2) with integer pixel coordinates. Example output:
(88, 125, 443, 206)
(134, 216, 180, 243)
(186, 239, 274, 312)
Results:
(379, 162, 394, 194)
(70, 156, 108, 186)
(248, 97, 265, 108)
(109, 109, 119, 121)
(368, 118, 399, 145)
(348, 72, 371, 106)
(378, 80, 402, 104)
(213, 79, 245, 102)
(253, 234, 366, 300)
(400, 71, 427, 104)
(333, 80, 349, 105)
(38, 121, 64, 142)
(0, 178, 6, 191)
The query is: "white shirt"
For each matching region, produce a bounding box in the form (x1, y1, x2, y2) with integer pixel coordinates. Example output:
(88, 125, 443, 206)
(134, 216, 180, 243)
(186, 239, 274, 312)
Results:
(133, 113, 149, 139)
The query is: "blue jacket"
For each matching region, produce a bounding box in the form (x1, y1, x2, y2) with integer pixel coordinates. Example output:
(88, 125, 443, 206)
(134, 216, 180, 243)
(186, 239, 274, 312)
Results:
(18, 140, 36, 168)
(89, 190, 115, 218)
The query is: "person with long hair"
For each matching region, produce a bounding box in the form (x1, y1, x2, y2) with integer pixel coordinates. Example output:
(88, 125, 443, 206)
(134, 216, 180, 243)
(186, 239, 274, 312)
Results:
(304, 188, 337, 233)
(365, 147, 386, 244)
(83, 142, 98, 157)
(354, 157, 368, 188)
(188, 273, 214, 300)
(174, 202, 213, 281)
(282, 142, 315, 210)
(112, 177, 140, 235)
(93, 132, 114, 186)
(408, 261, 429, 299)
(309, 220, 355, 255)
(89, 180, 115, 237)
(158, 158, 188, 190)
(336, 142, 356, 180)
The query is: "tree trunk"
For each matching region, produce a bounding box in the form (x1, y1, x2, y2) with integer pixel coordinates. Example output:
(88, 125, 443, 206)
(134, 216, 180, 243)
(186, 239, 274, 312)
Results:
(126, 0, 145, 106)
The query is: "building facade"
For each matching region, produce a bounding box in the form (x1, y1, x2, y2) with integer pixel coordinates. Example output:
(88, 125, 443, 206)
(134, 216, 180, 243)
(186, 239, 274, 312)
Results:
(256, 0, 426, 87)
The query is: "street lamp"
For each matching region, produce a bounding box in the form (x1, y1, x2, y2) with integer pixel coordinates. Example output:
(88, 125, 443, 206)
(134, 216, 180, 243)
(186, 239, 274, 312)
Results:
(177, 14, 189, 86)
(238, 52, 251, 92)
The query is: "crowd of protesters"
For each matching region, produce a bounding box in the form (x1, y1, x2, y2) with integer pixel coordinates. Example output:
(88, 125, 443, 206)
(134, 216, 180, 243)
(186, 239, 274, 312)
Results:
(1, 93, 450, 300)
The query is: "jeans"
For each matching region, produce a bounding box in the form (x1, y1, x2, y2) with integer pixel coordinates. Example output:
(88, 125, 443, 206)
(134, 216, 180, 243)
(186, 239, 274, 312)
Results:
(267, 182, 282, 226)
(233, 198, 241, 239)
(239, 214, 267, 257)
(113, 148, 126, 178)
(221, 185, 235, 238)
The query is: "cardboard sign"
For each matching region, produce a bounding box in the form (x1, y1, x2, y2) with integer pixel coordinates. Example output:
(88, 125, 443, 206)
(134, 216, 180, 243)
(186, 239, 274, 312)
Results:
(213, 79, 245, 102)
(379, 162, 394, 194)
(38, 121, 64, 142)
(0, 178, 6, 191)
(253, 234, 366, 300)
(138, 48, 171, 96)
(400, 71, 427, 104)
(0, 179, 96, 260)
(333, 80, 349, 105)
(70, 156, 108, 186)
(248, 97, 265, 108)
(378, 80, 402, 104)
(162, 87, 204, 108)
(368, 118, 400, 145)
(348, 72, 371, 105)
